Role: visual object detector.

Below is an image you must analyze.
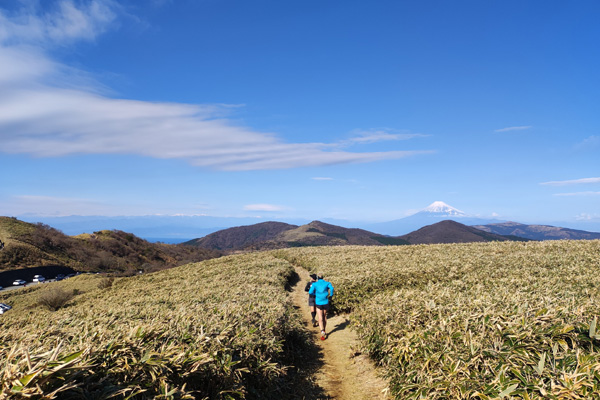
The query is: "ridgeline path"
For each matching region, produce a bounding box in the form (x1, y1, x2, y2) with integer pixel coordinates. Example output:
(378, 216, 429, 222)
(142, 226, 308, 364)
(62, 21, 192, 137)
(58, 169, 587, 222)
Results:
(290, 266, 390, 399)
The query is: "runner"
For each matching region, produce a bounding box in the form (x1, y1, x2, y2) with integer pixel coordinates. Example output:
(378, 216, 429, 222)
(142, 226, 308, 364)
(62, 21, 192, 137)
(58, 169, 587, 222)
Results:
(308, 272, 334, 340)
(304, 273, 318, 326)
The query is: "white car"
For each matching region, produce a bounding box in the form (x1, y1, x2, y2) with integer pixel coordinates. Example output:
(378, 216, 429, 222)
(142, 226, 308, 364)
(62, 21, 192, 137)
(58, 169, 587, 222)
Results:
(0, 303, 12, 314)
(33, 275, 46, 283)
(12, 279, 26, 286)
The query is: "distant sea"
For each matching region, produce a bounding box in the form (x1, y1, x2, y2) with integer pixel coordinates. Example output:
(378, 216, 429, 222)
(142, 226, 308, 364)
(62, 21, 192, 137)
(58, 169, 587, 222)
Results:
(143, 238, 193, 244)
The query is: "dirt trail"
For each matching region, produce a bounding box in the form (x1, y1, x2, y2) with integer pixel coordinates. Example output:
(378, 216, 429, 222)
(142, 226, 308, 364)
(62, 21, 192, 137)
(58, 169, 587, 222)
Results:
(290, 266, 390, 400)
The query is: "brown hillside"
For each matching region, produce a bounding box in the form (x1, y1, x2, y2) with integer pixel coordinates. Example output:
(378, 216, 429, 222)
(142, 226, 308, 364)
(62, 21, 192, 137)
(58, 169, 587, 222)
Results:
(0, 216, 220, 274)
(473, 221, 600, 241)
(399, 220, 513, 244)
(185, 220, 408, 252)
(183, 221, 298, 250)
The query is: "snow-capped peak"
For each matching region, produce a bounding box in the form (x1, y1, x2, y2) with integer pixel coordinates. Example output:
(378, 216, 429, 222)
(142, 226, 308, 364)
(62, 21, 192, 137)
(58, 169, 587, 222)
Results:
(422, 201, 467, 216)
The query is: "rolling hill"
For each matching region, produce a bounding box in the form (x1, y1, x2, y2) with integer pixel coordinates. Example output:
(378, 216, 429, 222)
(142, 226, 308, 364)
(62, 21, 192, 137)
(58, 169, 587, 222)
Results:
(473, 221, 600, 241)
(398, 220, 526, 244)
(184, 220, 409, 252)
(0, 216, 221, 275)
(183, 219, 525, 252)
(183, 221, 298, 250)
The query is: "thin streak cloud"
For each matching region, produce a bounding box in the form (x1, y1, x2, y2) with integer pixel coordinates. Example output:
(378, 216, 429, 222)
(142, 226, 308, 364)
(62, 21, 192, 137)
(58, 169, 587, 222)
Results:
(494, 126, 532, 133)
(553, 192, 600, 197)
(541, 177, 600, 186)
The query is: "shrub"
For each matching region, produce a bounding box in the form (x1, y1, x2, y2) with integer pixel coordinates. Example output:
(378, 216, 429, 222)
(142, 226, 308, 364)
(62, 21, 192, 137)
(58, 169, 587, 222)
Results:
(97, 277, 114, 289)
(38, 288, 74, 311)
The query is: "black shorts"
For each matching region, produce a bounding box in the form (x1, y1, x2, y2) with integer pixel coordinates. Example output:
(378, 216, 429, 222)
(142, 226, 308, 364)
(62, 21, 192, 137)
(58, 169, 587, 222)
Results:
(308, 295, 316, 307)
(316, 303, 330, 310)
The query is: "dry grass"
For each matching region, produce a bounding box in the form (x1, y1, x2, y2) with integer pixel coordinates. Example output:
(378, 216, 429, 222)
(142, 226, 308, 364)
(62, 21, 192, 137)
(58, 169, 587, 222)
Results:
(37, 288, 75, 311)
(0, 253, 305, 399)
(3, 239, 599, 399)
(275, 240, 600, 399)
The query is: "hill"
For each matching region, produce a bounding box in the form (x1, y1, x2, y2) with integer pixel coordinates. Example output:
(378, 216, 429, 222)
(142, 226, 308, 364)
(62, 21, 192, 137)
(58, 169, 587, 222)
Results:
(473, 221, 600, 241)
(398, 220, 524, 244)
(183, 221, 298, 250)
(184, 220, 409, 252)
(0, 216, 220, 275)
(2, 240, 600, 398)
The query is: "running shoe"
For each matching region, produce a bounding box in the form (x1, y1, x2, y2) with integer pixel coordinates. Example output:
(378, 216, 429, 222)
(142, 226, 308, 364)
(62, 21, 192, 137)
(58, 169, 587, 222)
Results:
(320, 331, 326, 340)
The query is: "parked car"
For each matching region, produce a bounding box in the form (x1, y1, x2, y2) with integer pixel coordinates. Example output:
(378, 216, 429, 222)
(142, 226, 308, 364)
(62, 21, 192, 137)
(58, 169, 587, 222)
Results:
(0, 303, 12, 314)
(13, 279, 26, 286)
(0, 286, 3, 291)
(55, 274, 65, 281)
(33, 275, 46, 283)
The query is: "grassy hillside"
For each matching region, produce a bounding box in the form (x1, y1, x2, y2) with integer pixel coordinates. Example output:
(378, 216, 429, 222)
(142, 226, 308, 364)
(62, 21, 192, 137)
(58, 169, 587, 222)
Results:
(0, 253, 314, 399)
(0, 217, 220, 274)
(2, 240, 599, 399)
(276, 240, 600, 399)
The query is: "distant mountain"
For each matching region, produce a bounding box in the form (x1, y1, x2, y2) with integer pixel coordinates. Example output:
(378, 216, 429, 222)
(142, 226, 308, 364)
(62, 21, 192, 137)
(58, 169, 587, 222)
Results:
(398, 220, 525, 245)
(184, 220, 409, 252)
(473, 222, 600, 241)
(183, 221, 298, 250)
(364, 201, 504, 235)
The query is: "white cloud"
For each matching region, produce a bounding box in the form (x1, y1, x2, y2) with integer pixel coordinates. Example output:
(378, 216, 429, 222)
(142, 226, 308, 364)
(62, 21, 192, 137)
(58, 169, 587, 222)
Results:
(541, 177, 600, 186)
(494, 126, 532, 133)
(345, 129, 429, 144)
(243, 204, 286, 212)
(0, 2, 434, 171)
(312, 177, 334, 181)
(0, 0, 118, 45)
(553, 192, 600, 197)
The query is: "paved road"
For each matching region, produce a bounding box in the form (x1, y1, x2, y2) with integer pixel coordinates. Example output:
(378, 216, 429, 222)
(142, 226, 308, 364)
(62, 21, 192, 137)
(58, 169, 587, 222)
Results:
(0, 279, 57, 293)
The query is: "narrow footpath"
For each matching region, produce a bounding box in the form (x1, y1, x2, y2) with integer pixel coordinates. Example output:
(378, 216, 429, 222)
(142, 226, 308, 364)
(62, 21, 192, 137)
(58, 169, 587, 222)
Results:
(290, 266, 390, 400)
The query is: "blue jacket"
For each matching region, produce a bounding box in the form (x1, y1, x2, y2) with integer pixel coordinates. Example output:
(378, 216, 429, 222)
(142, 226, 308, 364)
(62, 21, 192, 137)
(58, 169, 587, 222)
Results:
(308, 279, 334, 306)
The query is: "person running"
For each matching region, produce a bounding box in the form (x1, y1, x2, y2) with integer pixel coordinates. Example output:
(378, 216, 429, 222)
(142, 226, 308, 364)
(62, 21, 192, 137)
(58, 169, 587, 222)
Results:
(304, 273, 318, 327)
(308, 272, 334, 340)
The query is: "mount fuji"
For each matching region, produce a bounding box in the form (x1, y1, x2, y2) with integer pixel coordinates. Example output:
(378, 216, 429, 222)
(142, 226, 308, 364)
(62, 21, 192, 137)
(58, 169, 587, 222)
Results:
(363, 201, 504, 236)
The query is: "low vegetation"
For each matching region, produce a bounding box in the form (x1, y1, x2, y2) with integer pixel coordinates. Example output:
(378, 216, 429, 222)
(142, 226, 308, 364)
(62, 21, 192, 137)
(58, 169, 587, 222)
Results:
(2, 238, 599, 399)
(275, 240, 600, 399)
(0, 254, 310, 399)
(37, 288, 75, 311)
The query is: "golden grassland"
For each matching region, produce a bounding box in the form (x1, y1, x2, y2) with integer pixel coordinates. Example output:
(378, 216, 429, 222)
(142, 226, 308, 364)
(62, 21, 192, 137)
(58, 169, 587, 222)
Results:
(275, 240, 600, 399)
(0, 253, 309, 399)
(1, 240, 599, 399)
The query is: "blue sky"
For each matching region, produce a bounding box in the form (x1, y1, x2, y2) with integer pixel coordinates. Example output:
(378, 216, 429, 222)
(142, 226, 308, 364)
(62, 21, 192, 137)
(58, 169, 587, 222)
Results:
(0, 0, 598, 228)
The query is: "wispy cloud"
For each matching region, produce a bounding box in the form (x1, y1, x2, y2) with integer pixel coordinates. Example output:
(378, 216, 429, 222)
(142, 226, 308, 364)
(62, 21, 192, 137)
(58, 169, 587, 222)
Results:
(312, 177, 334, 181)
(541, 177, 600, 186)
(574, 135, 600, 151)
(553, 192, 600, 197)
(243, 204, 286, 212)
(0, 2, 434, 171)
(344, 129, 429, 144)
(494, 126, 532, 133)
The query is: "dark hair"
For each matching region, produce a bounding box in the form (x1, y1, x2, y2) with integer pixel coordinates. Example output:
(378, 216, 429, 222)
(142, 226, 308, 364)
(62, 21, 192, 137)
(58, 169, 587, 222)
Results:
(310, 274, 317, 280)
